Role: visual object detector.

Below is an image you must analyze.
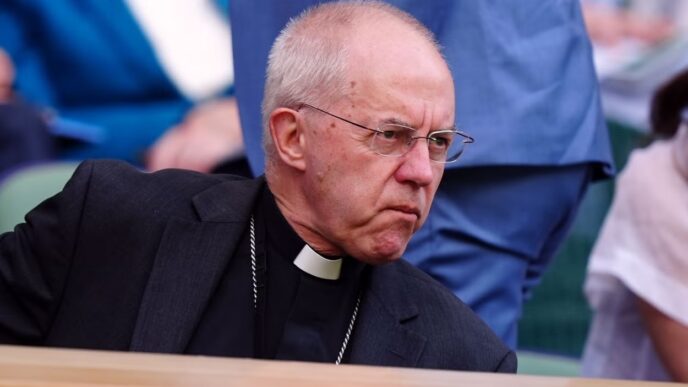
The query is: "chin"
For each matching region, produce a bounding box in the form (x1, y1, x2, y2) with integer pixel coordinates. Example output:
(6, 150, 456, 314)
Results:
(348, 227, 412, 265)
(366, 241, 408, 265)
(346, 241, 405, 266)
(358, 253, 402, 266)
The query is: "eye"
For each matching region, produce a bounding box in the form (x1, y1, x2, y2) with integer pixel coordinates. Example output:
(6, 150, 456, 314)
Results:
(429, 136, 447, 148)
(377, 125, 408, 143)
(373, 124, 414, 155)
(381, 130, 398, 140)
(428, 132, 453, 150)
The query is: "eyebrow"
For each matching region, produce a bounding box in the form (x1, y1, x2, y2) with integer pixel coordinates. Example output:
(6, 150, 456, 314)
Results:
(380, 117, 413, 128)
(379, 117, 457, 132)
(379, 117, 415, 128)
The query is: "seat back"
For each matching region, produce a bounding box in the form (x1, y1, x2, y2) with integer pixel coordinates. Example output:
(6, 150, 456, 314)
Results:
(0, 162, 79, 233)
(517, 351, 581, 376)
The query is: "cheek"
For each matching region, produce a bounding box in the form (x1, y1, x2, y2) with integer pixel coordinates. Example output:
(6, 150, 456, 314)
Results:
(307, 160, 362, 219)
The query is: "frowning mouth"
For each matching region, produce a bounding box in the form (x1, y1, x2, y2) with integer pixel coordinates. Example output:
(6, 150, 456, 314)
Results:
(387, 205, 421, 219)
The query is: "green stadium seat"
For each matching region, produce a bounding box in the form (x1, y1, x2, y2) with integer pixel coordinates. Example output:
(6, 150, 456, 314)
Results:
(517, 351, 581, 377)
(0, 162, 79, 234)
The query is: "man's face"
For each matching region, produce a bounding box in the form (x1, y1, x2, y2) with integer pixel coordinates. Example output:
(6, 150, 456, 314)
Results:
(299, 22, 455, 265)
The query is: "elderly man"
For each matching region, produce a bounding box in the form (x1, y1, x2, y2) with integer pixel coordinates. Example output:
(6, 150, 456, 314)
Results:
(231, 0, 614, 349)
(0, 2, 515, 371)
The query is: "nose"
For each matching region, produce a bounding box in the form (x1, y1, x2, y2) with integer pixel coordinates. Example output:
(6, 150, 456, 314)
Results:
(393, 140, 436, 186)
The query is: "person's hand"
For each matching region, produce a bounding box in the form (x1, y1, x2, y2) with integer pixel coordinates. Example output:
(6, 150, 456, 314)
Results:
(0, 48, 15, 102)
(146, 97, 245, 172)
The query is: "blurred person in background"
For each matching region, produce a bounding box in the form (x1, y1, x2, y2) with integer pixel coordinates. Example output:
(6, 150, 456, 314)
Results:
(0, 1, 247, 175)
(581, 0, 688, 130)
(582, 68, 688, 382)
(0, 48, 13, 102)
(0, 48, 54, 176)
(582, 0, 678, 47)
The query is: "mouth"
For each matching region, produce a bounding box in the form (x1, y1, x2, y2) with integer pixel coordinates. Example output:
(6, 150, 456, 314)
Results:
(387, 205, 421, 220)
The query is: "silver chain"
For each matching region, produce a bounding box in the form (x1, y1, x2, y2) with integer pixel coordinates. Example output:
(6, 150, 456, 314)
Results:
(250, 216, 257, 309)
(248, 214, 360, 364)
(335, 295, 360, 365)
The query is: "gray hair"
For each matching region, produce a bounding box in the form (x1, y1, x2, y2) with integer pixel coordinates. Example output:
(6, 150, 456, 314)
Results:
(262, 0, 441, 167)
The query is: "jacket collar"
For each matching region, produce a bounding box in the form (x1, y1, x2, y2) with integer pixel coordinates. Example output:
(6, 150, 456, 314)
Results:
(192, 176, 264, 222)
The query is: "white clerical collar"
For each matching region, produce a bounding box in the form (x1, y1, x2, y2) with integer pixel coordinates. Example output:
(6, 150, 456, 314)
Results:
(293, 244, 342, 280)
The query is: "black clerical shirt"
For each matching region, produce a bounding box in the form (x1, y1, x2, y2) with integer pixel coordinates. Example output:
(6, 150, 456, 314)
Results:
(186, 184, 366, 363)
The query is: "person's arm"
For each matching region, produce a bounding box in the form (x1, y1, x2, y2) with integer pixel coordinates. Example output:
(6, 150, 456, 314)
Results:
(636, 297, 688, 382)
(0, 161, 93, 344)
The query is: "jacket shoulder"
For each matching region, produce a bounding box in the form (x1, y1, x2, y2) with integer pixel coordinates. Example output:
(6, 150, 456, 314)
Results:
(376, 259, 517, 372)
(78, 159, 248, 218)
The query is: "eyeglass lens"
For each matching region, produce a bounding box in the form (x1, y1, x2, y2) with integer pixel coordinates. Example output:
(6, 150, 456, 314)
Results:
(373, 124, 464, 162)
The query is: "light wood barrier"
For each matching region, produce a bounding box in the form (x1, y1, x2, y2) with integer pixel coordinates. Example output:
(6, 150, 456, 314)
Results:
(0, 345, 679, 386)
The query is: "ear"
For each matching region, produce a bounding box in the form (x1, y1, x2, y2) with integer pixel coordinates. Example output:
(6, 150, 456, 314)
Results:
(269, 107, 307, 171)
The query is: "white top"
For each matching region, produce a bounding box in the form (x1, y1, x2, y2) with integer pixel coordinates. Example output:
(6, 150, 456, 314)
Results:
(293, 244, 343, 281)
(581, 126, 688, 381)
(124, 0, 234, 101)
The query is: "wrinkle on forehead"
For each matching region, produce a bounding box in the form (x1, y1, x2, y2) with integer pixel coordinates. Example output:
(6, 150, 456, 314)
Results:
(341, 86, 454, 134)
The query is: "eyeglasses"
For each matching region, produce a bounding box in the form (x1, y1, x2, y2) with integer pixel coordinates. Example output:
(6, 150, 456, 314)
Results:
(298, 103, 473, 163)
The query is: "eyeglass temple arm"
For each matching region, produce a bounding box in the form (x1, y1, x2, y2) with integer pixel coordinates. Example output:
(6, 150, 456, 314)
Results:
(299, 103, 379, 133)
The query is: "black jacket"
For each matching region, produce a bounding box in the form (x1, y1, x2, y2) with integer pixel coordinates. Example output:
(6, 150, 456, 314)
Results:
(0, 160, 516, 372)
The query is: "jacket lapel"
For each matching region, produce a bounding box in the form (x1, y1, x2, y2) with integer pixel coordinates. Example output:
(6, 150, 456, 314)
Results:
(348, 264, 427, 367)
(130, 178, 263, 352)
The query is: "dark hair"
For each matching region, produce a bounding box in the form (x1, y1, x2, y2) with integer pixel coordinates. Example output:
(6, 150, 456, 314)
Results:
(650, 68, 688, 138)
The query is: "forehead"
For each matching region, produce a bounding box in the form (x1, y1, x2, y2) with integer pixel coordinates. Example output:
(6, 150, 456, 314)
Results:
(340, 19, 455, 129)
